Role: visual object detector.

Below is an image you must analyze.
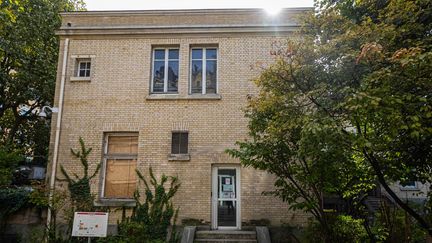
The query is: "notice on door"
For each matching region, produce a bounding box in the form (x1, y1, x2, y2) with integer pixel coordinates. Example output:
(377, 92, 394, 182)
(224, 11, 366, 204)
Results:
(72, 212, 109, 237)
(221, 176, 235, 198)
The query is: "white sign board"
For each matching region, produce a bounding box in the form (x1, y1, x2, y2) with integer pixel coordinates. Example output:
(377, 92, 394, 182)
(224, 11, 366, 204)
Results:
(72, 212, 109, 237)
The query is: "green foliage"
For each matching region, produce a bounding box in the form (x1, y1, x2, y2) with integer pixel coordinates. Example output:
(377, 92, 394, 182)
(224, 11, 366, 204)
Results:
(54, 138, 100, 242)
(0, 187, 31, 228)
(29, 182, 69, 242)
(371, 201, 427, 242)
(229, 0, 432, 238)
(0, 0, 86, 172)
(99, 168, 180, 243)
(0, 148, 22, 186)
(305, 215, 368, 243)
(58, 137, 100, 212)
(227, 38, 375, 239)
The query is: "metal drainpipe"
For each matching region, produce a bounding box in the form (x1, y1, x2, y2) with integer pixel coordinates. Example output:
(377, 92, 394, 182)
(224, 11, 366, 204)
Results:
(47, 37, 69, 228)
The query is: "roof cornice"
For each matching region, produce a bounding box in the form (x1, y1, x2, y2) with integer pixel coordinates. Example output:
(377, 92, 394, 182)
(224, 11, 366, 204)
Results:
(60, 7, 313, 17)
(57, 7, 311, 37)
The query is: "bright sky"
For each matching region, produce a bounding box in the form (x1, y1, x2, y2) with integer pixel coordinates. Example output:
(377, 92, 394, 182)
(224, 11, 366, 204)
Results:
(85, 0, 314, 11)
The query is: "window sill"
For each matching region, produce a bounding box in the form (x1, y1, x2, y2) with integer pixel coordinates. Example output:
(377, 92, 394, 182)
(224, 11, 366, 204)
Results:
(400, 187, 420, 191)
(146, 94, 221, 100)
(70, 76, 91, 82)
(94, 198, 136, 207)
(168, 154, 190, 161)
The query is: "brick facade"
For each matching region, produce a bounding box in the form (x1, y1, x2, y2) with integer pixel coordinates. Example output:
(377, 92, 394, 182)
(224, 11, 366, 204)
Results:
(49, 8, 311, 227)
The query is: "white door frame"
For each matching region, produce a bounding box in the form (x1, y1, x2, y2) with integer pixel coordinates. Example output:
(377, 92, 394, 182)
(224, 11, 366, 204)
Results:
(211, 165, 241, 230)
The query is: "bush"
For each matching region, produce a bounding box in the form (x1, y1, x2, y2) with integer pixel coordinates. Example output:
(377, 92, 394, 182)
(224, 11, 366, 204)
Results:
(304, 214, 368, 243)
(0, 149, 22, 186)
(98, 168, 180, 243)
(0, 187, 31, 229)
(371, 201, 427, 242)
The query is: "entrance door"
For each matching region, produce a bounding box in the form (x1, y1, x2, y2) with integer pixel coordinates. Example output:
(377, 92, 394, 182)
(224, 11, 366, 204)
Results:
(211, 166, 241, 229)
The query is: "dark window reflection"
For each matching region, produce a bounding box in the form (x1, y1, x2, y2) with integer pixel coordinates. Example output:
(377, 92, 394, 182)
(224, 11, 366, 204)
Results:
(206, 60, 217, 94)
(168, 61, 178, 92)
(153, 61, 165, 92)
(152, 49, 178, 93)
(191, 60, 202, 93)
(206, 49, 217, 59)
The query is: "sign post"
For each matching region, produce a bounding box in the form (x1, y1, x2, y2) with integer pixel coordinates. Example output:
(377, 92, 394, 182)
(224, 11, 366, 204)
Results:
(72, 212, 109, 242)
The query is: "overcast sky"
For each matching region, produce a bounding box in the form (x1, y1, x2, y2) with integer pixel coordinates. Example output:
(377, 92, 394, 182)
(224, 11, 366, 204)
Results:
(85, 0, 314, 11)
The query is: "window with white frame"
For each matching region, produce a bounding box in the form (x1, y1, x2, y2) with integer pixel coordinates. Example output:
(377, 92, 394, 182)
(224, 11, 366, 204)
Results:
(190, 48, 217, 94)
(102, 133, 138, 199)
(152, 48, 179, 93)
(77, 59, 91, 77)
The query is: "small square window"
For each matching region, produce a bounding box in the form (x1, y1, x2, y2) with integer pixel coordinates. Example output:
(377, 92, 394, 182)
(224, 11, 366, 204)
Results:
(77, 59, 91, 77)
(171, 132, 188, 154)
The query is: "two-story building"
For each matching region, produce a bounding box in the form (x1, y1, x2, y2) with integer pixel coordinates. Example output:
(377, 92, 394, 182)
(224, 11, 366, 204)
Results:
(49, 8, 311, 230)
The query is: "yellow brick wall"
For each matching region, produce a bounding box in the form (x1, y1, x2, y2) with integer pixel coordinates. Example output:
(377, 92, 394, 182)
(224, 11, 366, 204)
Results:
(49, 11, 311, 227)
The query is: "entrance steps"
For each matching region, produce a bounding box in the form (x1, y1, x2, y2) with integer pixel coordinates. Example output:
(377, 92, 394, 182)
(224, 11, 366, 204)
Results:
(194, 230, 257, 243)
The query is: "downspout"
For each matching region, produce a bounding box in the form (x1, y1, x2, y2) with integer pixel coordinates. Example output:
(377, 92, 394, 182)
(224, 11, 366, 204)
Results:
(47, 38, 69, 228)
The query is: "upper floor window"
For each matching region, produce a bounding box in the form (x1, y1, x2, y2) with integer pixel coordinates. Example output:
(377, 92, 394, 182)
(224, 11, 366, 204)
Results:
(102, 133, 138, 199)
(77, 59, 91, 77)
(152, 48, 179, 93)
(190, 48, 217, 94)
(70, 55, 95, 82)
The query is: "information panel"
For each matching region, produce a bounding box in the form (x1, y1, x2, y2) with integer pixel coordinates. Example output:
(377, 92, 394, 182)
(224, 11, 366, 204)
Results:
(72, 212, 109, 237)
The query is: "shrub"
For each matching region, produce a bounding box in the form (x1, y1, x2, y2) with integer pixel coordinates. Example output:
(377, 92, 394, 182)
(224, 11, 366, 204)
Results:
(0, 148, 22, 186)
(304, 214, 368, 243)
(371, 201, 427, 242)
(98, 167, 180, 243)
(58, 137, 100, 212)
(0, 187, 31, 230)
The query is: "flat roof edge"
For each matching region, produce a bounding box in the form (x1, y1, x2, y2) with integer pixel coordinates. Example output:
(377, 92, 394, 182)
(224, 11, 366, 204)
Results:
(60, 7, 314, 16)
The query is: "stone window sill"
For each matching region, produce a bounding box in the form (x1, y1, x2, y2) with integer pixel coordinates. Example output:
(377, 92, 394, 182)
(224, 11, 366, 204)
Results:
(146, 94, 221, 100)
(94, 198, 136, 207)
(400, 187, 420, 191)
(70, 76, 91, 82)
(168, 154, 190, 161)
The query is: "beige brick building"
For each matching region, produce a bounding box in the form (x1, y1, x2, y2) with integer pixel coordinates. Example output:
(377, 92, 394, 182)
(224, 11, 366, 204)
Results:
(49, 8, 311, 229)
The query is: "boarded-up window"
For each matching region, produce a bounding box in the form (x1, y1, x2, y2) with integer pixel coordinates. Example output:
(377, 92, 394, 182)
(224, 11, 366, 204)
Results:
(171, 132, 188, 154)
(103, 134, 138, 199)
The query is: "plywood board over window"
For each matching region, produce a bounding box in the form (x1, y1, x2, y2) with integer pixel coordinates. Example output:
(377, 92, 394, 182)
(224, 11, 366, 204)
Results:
(103, 134, 138, 199)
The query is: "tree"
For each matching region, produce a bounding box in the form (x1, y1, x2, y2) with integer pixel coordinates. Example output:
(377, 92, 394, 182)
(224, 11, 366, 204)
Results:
(228, 39, 376, 241)
(229, 0, 432, 239)
(0, 0, 86, 163)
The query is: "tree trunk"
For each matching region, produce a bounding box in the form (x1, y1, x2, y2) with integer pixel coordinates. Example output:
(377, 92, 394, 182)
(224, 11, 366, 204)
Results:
(364, 149, 432, 236)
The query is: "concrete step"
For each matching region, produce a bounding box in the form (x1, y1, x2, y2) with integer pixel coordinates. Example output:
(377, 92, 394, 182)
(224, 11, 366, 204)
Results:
(195, 230, 256, 240)
(194, 239, 257, 243)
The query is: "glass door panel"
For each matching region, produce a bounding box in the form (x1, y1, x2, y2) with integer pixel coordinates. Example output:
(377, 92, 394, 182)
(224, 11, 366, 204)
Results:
(217, 169, 236, 227)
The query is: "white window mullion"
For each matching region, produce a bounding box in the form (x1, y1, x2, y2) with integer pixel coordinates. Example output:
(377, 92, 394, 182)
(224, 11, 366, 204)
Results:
(202, 48, 206, 95)
(164, 49, 169, 93)
(151, 51, 154, 92)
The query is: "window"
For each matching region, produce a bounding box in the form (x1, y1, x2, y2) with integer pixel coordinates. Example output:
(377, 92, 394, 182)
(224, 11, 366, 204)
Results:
(401, 181, 417, 190)
(152, 48, 179, 93)
(77, 59, 91, 77)
(171, 131, 188, 154)
(102, 133, 138, 199)
(190, 48, 217, 94)
(70, 55, 95, 81)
